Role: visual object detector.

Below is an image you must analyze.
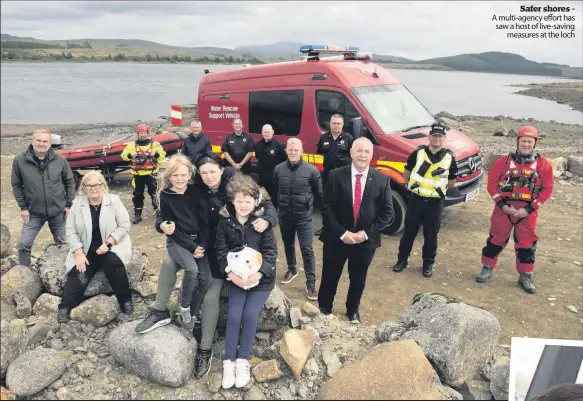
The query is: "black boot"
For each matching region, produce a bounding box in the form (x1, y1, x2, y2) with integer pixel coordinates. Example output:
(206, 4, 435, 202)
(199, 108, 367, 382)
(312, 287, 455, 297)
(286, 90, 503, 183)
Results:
(133, 213, 142, 224)
(194, 347, 213, 378)
(476, 265, 493, 283)
(422, 262, 434, 278)
(518, 273, 536, 294)
(393, 258, 409, 272)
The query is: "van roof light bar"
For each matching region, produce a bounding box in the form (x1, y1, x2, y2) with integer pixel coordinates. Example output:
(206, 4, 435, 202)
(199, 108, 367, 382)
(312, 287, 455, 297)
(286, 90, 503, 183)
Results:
(300, 45, 359, 60)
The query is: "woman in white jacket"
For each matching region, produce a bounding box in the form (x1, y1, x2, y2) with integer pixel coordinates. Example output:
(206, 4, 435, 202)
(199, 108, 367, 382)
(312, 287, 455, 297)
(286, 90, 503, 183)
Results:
(57, 171, 133, 323)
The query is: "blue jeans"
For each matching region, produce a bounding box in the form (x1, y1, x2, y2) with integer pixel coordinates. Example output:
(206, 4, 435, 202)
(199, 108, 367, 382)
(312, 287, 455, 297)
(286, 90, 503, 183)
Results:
(18, 212, 66, 267)
(279, 216, 316, 287)
(224, 284, 271, 361)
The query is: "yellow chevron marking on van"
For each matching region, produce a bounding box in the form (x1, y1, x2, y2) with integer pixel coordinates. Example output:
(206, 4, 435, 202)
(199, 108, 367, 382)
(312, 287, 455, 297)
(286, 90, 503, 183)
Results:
(376, 160, 406, 172)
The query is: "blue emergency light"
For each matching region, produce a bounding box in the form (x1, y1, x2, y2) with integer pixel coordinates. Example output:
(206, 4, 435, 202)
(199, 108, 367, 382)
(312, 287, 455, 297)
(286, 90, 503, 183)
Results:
(299, 45, 359, 54)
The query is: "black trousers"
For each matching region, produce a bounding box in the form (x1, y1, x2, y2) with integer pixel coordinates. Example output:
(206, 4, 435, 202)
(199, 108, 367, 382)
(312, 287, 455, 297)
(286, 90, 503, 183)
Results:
(132, 174, 157, 214)
(397, 194, 444, 265)
(259, 175, 278, 206)
(317, 241, 376, 313)
(59, 251, 131, 310)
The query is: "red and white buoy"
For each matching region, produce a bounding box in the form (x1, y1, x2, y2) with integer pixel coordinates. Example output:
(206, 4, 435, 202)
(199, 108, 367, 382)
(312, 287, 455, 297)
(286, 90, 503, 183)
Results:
(171, 105, 182, 126)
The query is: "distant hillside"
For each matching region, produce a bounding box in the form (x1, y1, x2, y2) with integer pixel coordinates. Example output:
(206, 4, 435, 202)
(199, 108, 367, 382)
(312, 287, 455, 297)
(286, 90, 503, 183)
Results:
(234, 41, 305, 60)
(418, 52, 564, 77)
(2, 34, 579, 78)
(373, 54, 414, 63)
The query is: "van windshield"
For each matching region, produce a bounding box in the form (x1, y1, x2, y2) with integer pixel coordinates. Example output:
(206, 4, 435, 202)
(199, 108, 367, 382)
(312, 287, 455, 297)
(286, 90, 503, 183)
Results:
(352, 84, 436, 134)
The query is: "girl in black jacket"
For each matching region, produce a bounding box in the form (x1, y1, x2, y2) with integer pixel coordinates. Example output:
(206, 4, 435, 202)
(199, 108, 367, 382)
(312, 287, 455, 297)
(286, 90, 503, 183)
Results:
(155, 155, 208, 340)
(216, 173, 277, 390)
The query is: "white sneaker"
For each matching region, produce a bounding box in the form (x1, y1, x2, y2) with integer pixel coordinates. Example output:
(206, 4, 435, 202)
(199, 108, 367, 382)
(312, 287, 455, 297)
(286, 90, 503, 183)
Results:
(235, 358, 251, 388)
(222, 360, 236, 389)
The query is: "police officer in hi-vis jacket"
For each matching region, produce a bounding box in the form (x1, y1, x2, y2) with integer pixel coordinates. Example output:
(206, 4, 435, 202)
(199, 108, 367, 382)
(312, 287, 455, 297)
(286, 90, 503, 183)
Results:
(392, 123, 458, 278)
(121, 124, 166, 224)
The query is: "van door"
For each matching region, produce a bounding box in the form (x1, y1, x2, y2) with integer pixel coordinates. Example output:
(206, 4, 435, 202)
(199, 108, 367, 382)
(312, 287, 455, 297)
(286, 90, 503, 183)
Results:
(199, 92, 249, 152)
(313, 89, 379, 151)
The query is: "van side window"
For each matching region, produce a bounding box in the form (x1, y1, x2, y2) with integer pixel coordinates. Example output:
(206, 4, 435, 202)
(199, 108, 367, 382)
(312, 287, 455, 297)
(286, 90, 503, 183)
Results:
(249, 90, 304, 136)
(316, 90, 360, 133)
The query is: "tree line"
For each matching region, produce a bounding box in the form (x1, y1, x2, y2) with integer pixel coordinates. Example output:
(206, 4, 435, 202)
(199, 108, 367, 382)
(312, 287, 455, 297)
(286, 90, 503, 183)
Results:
(1, 51, 265, 64)
(1, 40, 92, 49)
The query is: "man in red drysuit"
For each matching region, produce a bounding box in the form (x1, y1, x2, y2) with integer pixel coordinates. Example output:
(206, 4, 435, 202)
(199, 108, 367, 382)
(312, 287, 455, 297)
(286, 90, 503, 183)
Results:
(476, 126, 554, 294)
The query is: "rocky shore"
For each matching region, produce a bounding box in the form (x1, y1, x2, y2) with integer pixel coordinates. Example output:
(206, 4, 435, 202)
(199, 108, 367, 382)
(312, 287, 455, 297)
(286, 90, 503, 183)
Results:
(0, 240, 512, 400)
(510, 81, 583, 113)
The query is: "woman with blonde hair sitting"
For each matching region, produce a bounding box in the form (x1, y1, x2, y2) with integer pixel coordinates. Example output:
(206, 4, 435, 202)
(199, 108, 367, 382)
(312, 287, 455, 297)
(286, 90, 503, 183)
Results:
(57, 171, 133, 323)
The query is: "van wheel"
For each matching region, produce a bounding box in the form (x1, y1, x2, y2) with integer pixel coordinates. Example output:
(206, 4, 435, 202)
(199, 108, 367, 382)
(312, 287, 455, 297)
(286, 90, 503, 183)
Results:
(73, 171, 82, 191)
(382, 191, 407, 235)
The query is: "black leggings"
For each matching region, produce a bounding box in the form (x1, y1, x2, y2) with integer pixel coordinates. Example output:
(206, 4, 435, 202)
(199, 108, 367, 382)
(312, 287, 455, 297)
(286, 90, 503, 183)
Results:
(59, 251, 131, 310)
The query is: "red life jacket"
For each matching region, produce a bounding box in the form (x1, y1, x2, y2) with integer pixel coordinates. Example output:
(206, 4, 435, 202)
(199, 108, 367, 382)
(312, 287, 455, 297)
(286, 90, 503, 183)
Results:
(497, 156, 543, 202)
(131, 142, 157, 171)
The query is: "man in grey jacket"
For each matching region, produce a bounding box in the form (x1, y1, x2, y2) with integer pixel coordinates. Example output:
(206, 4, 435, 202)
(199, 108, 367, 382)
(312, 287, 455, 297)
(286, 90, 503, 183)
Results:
(273, 138, 323, 300)
(11, 129, 76, 266)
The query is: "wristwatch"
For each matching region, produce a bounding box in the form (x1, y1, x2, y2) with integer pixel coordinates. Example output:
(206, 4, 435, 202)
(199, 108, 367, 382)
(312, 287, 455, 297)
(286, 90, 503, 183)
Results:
(106, 242, 113, 250)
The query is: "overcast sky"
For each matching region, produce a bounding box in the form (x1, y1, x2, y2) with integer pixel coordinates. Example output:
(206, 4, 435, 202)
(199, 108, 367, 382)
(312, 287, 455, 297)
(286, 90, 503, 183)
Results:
(1, 1, 582, 66)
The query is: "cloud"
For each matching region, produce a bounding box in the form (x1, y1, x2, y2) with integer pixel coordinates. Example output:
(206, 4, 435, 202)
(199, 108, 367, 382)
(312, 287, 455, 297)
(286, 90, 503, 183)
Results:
(1, 0, 581, 65)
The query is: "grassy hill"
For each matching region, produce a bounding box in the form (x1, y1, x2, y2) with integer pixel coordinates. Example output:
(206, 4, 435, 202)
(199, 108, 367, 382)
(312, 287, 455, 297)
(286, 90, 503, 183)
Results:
(0, 34, 262, 64)
(418, 51, 564, 77)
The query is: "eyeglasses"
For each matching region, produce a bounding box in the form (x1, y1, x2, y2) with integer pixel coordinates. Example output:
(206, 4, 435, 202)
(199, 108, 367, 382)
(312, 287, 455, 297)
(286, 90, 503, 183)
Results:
(84, 184, 103, 190)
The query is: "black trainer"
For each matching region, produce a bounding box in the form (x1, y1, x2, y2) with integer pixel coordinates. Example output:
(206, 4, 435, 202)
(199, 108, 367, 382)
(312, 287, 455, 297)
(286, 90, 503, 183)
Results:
(194, 347, 213, 378)
(518, 273, 536, 294)
(57, 308, 70, 324)
(135, 308, 171, 334)
(346, 310, 361, 324)
(281, 271, 298, 284)
(319, 306, 332, 315)
(132, 214, 142, 224)
(422, 263, 434, 278)
(393, 259, 409, 272)
(476, 265, 493, 283)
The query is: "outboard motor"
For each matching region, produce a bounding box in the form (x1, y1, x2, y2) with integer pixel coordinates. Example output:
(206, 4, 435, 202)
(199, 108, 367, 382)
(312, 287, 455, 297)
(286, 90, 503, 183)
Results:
(51, 133, 63, 149)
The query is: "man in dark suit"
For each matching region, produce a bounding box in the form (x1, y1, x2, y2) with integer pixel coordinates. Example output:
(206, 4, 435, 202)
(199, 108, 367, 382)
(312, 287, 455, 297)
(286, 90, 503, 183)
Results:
(317, 137, 394, 324)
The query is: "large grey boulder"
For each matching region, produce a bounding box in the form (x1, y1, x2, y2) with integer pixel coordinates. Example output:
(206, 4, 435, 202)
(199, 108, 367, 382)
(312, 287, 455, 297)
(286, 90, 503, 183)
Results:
(6, 347, 66, 397)
(0, 265, 42, 305)
(483, 355, 510, 400)
(376, 293, 500, 387)
(0, 301, 17, 322)
(32, 293, 61, 319)
(0, 224, 10, 259)
(38, 244, 148, 296)
(568, 155, 583, 177)
(318, 340, 462, 400)
(0, 320, 28, 377)
(70, 294, 120, 327)
(84, 247, 147, 297)
(108, 321, 196, 387)
(37, 244, 68, 295)
(217, 284, 291, 333)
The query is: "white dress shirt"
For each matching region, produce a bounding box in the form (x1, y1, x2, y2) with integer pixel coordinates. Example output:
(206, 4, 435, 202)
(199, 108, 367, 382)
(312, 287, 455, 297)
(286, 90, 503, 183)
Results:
(340, 164, 370, 242)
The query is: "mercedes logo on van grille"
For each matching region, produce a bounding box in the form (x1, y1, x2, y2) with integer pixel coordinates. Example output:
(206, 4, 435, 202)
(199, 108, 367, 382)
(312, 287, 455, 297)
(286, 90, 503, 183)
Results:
(468, 157, 477, 173)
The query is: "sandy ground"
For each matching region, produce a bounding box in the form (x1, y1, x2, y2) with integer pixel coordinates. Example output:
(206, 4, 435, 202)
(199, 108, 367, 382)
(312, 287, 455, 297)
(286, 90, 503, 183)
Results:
(1, 116, 582, 345)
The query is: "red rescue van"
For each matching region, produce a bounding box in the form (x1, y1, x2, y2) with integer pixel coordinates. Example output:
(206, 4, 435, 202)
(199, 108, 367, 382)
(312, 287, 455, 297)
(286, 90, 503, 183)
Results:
(197, 45, 483, 234)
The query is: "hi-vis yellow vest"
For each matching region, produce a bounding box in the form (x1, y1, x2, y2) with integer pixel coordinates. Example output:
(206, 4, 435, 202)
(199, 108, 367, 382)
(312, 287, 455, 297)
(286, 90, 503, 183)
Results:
(408, 148, 453, 198)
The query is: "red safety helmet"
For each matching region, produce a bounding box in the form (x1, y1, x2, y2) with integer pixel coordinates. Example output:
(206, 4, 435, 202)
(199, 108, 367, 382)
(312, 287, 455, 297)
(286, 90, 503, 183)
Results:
(516, 126, 539, 143)
(136, 124, 150, 134)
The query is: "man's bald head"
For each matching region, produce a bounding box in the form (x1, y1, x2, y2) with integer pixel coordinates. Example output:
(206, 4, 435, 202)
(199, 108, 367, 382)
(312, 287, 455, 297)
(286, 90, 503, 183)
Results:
(261, 124, 274, 141)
